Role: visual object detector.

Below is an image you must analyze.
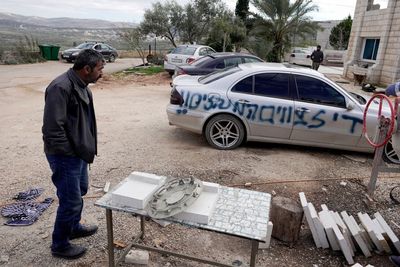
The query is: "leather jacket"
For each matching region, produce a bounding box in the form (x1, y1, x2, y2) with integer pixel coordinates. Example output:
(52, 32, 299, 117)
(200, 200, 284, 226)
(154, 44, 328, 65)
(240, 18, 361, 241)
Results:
(42, 69, 97, 163)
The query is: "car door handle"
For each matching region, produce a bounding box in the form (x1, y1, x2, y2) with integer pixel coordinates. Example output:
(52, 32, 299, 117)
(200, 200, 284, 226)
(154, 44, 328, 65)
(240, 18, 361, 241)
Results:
(296, 107, 310, 113)
(238, 99, 250, 104)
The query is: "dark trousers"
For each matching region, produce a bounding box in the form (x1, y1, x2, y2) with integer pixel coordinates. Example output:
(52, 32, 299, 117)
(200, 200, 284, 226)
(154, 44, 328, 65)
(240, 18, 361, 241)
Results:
(46, 154, 88, 251)
(312, 61, 320, 70)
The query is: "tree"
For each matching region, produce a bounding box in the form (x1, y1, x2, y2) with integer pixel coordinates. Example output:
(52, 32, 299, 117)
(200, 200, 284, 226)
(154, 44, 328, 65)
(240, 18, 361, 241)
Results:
(207, 11, 246, 52)
(140, 1, 184, 48)
(235, 0, 250, 22)
(329, 15, 352, 50)
(250, 0, 319, 62)
(119, 28, 147, 65)
(180, 0, 226, 44)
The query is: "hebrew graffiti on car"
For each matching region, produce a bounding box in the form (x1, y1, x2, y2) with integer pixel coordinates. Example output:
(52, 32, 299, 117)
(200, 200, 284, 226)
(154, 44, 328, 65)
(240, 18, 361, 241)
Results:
(177, 91, 362, 133)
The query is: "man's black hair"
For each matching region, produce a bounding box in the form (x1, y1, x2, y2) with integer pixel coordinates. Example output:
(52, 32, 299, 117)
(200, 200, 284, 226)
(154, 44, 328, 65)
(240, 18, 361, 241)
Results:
(73, 49, 104, 71)
(317, 45, 321, 49)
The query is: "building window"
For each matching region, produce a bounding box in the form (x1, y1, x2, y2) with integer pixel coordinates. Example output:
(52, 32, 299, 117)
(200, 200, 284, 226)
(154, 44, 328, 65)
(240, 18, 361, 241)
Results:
(362, 39, 380, 60)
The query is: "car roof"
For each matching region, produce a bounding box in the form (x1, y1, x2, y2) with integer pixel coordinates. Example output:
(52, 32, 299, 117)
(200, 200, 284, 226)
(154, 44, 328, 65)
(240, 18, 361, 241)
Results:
(176, 44, 210, 48)
(209, 52, 258, 58)
(238, 62, 324, 77)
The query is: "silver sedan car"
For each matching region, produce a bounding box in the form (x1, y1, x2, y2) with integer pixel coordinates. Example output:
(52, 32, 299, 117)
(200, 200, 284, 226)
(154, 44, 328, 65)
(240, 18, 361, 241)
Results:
(166, 63, 398, 164)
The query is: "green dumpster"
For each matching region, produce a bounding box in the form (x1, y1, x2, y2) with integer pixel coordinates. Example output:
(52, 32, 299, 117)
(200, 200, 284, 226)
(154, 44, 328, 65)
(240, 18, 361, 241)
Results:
(50, 45, 60, 60)
(38, 44, 52, 60)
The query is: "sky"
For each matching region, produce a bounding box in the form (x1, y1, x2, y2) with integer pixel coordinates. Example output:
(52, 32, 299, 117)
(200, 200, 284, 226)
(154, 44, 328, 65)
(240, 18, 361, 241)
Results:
(0, 0, 358, 24)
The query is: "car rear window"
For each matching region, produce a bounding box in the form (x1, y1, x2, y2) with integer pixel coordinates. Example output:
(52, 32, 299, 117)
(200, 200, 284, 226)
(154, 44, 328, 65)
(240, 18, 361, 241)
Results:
(198, 67, 241, 84)
(76, 43, 94, 49)
(171, 46, 197, 55)
(191, 56, 212, 66)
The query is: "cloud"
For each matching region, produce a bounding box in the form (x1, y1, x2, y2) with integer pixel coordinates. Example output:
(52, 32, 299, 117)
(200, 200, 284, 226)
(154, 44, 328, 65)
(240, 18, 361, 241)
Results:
(0, 0, 357, 23)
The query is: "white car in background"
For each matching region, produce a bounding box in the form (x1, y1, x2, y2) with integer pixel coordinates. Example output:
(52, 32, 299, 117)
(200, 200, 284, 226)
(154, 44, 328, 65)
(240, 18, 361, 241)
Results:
(164, 45, 216, 75)
(288, 48, 312, 67)
(166, 62, 399, 164)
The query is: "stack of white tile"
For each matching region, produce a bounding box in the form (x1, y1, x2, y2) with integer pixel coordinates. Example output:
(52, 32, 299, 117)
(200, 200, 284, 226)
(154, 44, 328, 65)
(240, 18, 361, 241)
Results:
(299, 192, 400, 265)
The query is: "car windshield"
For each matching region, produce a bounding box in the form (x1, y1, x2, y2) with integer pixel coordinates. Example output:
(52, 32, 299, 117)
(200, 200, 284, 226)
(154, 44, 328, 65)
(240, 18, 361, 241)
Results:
(171, 46, 197, 55)
(76, 43, 94, 49)
(198, 67, 241, 84)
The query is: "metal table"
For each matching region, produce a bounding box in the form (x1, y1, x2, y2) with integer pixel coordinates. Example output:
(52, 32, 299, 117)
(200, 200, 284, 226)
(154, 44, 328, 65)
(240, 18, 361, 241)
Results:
(95, 184, 271, 267)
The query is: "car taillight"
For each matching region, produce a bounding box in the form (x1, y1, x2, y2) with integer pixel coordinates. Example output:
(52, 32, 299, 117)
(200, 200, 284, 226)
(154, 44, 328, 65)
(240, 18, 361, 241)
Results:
(186, 57, 195, 64)
(164, 55, 168, 61)
(170, 88, 184, 105)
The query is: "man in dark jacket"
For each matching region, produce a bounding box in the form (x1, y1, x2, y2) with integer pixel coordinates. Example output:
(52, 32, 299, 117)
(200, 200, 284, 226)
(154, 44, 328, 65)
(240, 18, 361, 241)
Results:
(42, 49, 104, 259)
(311, 45, 324, 71)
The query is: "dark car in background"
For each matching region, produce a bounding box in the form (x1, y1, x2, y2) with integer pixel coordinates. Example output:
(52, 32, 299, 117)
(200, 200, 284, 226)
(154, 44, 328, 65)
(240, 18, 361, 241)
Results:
(61, 41, 118, 63)
(174, 52, 263, 77)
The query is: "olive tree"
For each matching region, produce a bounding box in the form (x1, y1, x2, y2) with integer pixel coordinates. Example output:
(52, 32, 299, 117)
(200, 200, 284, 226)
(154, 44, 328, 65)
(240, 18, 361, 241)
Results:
(140, 1, 184, 48)
(119, 28, 147, 65)
(207, 11, 246, 52)
(180, 0, 226, 44)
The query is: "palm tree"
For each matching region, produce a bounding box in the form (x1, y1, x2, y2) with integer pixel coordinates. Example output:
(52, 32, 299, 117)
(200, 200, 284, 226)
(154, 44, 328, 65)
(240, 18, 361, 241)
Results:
(250, 0, 319, 62)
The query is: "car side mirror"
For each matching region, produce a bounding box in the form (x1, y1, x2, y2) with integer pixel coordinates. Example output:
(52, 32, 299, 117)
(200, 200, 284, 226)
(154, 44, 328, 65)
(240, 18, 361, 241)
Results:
(346, 101, 355, 110)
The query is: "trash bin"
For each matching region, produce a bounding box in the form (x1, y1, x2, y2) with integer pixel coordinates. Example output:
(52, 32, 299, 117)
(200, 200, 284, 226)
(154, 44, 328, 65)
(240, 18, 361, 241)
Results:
(50, 45, 60, 60)
(38, 44, 52, 60)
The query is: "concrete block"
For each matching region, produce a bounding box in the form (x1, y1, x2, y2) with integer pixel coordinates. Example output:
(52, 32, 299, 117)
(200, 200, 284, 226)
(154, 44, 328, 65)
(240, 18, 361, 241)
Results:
(374, 212, 400, 254)
(319, 210, 340, 251)
(125, 249, 149, 265)
(351, 264, 363, 267)
(299, 192, 322, 248)
(321, 204, 329, 211)
(308, 202, 329, 248)
(341, 211, 371, 257)
(259, 221, 273, 249)
(358, 224, 374, 252)
(111, 172, 166, 209)
(332, 211, 356, 255)
(358, 213, 390, 253)
(173, 182, 220, 224)
(331, 219, 355, 264)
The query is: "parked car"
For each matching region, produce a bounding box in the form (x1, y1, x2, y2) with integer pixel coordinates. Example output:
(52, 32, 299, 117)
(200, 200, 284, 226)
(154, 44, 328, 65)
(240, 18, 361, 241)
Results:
(167, 62, 399, 164)
(174, 52, 263, 77)
(61, 42, 118, 63)
(288, 48, 312, 67)
(164, 45, 216, 75)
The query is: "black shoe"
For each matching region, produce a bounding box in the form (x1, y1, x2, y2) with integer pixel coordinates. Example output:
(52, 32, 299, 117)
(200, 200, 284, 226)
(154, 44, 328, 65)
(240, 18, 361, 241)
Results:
(52, 244, 87, 259)
(390, 256, 400, 267)
(70, 224, 98, 240)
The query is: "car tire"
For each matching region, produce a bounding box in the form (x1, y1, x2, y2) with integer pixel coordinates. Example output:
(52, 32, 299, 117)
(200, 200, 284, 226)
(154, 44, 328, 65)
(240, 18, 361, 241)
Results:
(383, 139, 400, 164)
(205, 114, 245, 150)
(109, 55, 116, 63)
(66, 59, 73, 63)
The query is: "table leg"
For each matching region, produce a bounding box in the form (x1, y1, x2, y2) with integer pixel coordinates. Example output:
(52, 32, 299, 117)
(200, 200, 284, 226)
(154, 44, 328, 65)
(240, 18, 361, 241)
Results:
(140, 215, 145, 239)
(106, 209, 115, 267)
(250, 239, 259, 267)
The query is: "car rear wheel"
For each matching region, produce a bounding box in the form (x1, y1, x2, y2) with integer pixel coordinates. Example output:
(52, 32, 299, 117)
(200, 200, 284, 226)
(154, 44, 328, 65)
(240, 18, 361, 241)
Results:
(383, 139, 400, 164)
(205, 114, 245, 150)
(109, 54, 116, 63)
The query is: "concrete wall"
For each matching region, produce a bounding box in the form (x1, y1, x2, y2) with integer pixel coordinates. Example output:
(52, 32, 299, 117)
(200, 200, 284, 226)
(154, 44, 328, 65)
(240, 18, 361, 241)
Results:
(344, 0, 400, 85)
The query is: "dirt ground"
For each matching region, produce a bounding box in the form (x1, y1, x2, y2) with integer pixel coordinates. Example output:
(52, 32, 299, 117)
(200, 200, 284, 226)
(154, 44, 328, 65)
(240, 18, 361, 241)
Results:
(0, 68, 399, 267)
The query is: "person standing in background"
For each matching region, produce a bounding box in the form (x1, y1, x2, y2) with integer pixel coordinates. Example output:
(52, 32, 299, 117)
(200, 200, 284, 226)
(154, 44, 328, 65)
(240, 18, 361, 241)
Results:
(42, 49, 104, 259)
(311, 45, 324, 71)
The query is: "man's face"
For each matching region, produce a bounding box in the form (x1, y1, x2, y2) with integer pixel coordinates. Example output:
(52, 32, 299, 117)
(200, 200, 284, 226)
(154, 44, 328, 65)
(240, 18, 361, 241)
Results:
(85, 61, 105, 84)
